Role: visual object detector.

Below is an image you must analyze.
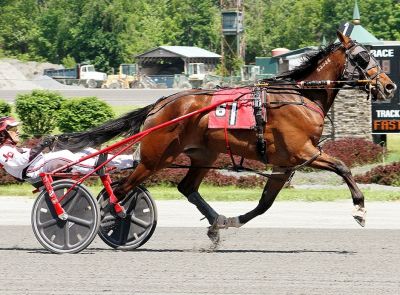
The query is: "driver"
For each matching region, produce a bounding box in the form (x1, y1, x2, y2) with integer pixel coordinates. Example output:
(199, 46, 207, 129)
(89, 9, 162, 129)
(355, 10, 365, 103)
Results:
(0, 116, 134, 180)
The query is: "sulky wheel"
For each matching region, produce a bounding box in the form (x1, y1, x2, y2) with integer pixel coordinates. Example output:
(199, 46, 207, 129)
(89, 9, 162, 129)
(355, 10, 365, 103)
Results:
(97, 184, 157, 250)
(31, 180, 100, 254)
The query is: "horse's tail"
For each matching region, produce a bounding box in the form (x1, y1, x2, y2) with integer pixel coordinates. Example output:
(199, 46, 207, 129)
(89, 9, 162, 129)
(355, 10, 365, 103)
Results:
(54, 103, 155, 152)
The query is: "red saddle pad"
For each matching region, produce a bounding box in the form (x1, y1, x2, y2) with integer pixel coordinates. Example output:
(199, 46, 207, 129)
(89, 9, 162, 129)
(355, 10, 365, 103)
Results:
(208, 88, 255, 129)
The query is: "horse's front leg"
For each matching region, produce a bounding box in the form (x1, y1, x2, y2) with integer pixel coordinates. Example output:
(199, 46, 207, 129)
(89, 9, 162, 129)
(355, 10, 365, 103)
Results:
(307, 151, 366, 226)
(223, 167, 294, 228)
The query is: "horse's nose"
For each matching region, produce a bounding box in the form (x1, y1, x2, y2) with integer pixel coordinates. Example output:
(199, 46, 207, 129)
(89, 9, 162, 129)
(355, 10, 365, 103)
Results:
(385, 82, 397, 93)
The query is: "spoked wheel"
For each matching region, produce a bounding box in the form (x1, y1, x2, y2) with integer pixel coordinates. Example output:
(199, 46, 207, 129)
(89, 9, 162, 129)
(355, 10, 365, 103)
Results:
(31, 180, 100, 254)
(97, 184, 157, 250)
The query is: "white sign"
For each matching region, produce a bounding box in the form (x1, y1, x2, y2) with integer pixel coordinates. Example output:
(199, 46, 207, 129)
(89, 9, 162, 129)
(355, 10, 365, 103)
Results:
(376, 110, 400, 118)
(371, 49, 394, 58)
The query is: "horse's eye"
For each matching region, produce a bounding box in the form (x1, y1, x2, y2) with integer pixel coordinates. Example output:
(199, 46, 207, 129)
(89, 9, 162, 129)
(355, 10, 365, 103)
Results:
(354, 51, 371, 69)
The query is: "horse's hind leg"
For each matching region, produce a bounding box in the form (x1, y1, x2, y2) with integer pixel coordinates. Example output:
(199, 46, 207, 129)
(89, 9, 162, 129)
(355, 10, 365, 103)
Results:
(113, 131, 184, 199)
(177, 154, 220, 225)
(114, 162, 154, 197)
(178, 155, 232, 244)
(227, 167, 293, 227)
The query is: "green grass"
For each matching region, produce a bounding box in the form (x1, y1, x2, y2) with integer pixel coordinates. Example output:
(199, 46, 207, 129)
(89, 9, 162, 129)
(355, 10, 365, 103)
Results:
(112, 105, 139, 116)
(386, 134, 400, 163)
(1, 183, 399, 202)
(150, 185, 400, 202)
(0, 183, 35, 197)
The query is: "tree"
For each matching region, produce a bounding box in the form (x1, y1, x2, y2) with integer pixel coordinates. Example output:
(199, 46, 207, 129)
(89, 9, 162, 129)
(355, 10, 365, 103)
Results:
(0, 0, 399, 68)
(69, 0, 129, 71)
(122, 0, 167, 58)
(263, 0, 324, 50)
(0, 0, 41, 60)
(244, 0, 270, 62)
(35, 0, 132, 71)
(34, 0, 83, 64)
(163, 0, 220, 51)
(360, 0, 400, 41)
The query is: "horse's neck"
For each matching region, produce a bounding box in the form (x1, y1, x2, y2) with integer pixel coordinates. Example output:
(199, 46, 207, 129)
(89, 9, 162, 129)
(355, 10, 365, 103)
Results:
(303, 51, 346, 114)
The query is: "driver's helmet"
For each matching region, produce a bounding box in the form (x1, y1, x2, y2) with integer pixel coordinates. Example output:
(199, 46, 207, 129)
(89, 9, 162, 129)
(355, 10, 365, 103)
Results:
(0, 116, 20, 132)
(0, 116, 20, 143)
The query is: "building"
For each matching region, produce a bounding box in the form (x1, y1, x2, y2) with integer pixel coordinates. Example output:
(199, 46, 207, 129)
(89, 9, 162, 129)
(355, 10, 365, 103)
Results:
(256, 47, 317, 77)
(136, 46, 221, 87)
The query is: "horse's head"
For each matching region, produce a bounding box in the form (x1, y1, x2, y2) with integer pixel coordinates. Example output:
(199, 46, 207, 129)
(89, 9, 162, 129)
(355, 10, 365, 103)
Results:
(337, 31, 397, 101)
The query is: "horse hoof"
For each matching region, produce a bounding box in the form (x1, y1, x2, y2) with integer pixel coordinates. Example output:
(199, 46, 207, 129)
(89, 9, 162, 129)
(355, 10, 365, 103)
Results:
(207, 227, 220, 246)
(352, 205, 366, 227)
(206, 215, 225, 246)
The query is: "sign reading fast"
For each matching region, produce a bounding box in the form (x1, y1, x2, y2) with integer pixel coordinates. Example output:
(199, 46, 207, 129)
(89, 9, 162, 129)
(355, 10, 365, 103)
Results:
(371, 45, 400, 134)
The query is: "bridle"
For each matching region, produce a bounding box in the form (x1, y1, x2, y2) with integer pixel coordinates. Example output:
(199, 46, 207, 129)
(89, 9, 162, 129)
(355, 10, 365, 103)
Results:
(342, 41, 383, 82)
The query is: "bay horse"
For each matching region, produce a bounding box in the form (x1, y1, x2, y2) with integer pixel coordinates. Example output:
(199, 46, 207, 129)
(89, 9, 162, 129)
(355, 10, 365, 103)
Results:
(55, 32, 396, 240)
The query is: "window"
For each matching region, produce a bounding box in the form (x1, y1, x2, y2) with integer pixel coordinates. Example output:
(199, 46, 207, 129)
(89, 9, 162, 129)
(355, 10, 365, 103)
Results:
(223, 14, 236, 30)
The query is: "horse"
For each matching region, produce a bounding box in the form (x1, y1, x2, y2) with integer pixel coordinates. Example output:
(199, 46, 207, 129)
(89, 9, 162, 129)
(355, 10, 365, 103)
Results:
(54, 31, 396, 241)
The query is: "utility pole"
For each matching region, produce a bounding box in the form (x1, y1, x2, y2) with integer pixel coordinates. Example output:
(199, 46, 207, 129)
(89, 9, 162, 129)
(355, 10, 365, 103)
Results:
(220, 0, 245, 75)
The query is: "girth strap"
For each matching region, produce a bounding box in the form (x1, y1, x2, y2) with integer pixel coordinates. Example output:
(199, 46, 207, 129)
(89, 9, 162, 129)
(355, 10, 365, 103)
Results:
(253, 87, 268, 163)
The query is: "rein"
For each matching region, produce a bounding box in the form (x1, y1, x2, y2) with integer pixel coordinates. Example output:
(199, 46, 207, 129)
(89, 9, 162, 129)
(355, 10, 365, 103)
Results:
(256, 79, 374, 90)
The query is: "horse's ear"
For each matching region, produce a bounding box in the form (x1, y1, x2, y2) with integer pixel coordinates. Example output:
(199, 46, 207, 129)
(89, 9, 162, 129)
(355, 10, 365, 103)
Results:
(336, 31, 353, 49)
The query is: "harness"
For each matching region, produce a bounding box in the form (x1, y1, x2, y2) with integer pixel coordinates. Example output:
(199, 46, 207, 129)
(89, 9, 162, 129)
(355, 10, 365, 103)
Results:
(342, 41, 387, 100)
(253, 87, 267, 163)
(220, 84, 325, 170)
(215, 41, 385, 176)
(343, 41, 383, 80)
(142, 42, 385, 179)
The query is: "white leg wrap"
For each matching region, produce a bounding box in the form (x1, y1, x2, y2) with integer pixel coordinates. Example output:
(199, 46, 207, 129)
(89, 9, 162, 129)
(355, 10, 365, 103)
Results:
(352, 205, 367, 227)
(226, 217, 243, 228)
(215, 215, 243, 229)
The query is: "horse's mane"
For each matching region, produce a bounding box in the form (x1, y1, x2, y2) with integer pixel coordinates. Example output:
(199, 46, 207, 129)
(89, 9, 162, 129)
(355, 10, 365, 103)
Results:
(275, 43, 340, 81)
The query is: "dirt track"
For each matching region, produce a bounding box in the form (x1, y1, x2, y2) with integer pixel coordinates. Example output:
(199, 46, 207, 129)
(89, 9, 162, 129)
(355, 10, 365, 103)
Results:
(1, 226, 400, 295)
(1, 199, 400, 294)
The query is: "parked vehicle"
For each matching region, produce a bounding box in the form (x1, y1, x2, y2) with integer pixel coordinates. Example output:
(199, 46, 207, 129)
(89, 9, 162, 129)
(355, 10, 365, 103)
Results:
(43, 64, 107, 88)
(102, 64, 139, 89)
(173, 63, 221, 89)
(173, 63, 265, 89)
(241, 65, 260, 84)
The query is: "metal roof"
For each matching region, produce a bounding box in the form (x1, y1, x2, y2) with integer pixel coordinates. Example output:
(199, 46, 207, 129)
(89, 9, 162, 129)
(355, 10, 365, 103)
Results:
(345, 25, 384, 45)
(137, 46, 221, 59)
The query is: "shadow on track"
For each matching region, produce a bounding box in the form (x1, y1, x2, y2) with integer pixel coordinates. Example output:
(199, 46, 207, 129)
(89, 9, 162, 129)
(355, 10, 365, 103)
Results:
(0, 246, 356, 255)
(86, 247, 356, 255)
